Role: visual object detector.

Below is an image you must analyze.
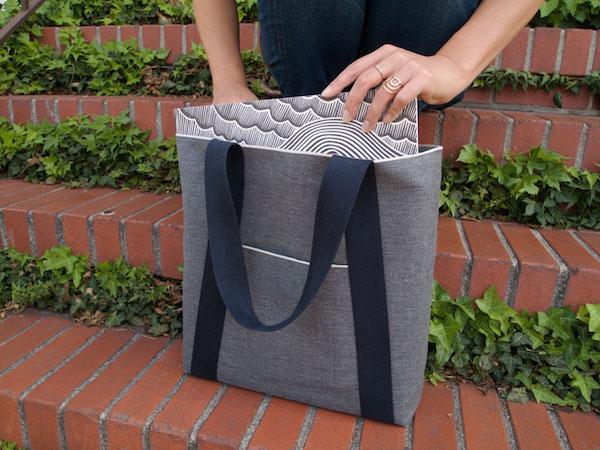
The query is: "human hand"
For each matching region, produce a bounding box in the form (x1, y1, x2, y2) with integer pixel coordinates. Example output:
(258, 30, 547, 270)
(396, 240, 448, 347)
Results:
(212, 85, 258, 104)
(320, 45, 469, 132)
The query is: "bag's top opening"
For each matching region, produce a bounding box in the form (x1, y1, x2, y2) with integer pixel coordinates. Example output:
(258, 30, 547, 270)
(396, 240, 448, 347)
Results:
(175, 91, 419, 161)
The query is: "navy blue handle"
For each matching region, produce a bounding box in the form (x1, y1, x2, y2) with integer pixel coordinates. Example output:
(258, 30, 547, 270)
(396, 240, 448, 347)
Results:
(205, 139, 372, 332)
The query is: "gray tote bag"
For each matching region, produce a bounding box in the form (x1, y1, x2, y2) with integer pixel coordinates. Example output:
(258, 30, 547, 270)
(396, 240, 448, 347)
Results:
(175, 93, 442, 426)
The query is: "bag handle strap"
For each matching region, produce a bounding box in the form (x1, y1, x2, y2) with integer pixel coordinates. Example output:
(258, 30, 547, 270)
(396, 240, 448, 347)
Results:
(205, 139, 372, 332)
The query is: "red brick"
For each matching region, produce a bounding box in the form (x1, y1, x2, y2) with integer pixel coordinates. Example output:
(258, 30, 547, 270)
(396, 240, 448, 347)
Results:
(440, 108, 475, 161)
(63, 335, 166, 450)
(197, 387, 263, 448)
(3, 187, 76, 253)
(560, 29, 594, 76)
(81, 97, 105, 117)
(164, 24, 183, 63)
(99, 25, 118, 44)
(0, 96, 8, 119)
(159, 99, 184, 138)
(25, 329, 133, 450)
(0, 184, 57, 209)
(106, 96, 132, 117)
(577, 230, 600, 259)
(0, 179, 42, 198)
(124, 196, 182, 271)
(133, 97, 158, 139)
(413, 383, 454, 450)
(499, 223, 558, 312)
(11, 96, 33, 124)
(61, 190, 140, 258)
(92, 193, 164, 263)
(561, 86, 594, 110)
(239, 23, 255, 51)
(495, 88, 557, 109)
(119, 25, 139, 45)
(35, 96, 57, 123)
(187, 97, 212, 107)
(462, 87, 492, 104)
(185, 24, 201, 52)
(462, 220, 512, 299)
(580, 116, 600, 172)
(248, 398, 309, 450)
(435, 217, 468, 298)
(473, 109, 510, 161)
(150, 377, 221, 449)
(157, 209, 183, 279)
(106, 343, 183, 450)
(542, 115, 585, 165)
(418, 110, 439, 145)
(504, 111, 547, 154)
(141, 24, 161, 50)
(530, 28, 561, 74)
(360, 419, 405, 449)
(507, 401, 560, 450)
(0, 325, 98, 447)
(459, 384, 509, 449)
(0, 313, 41, 344)
(40, 27, 58, 48)
(303, 409, 356, 450)
(57, 97, 79, 120)
(0, 315, 70, 371)
(79, 26, 98, 43)
(500, 28, 530, 70)
(540, 228, 600, 308)
(31, 188, 114, 256)
(558, 409, 600, 450)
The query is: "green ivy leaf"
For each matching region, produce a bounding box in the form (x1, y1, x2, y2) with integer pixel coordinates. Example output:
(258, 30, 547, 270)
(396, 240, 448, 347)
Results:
(570, 371, 600, 403)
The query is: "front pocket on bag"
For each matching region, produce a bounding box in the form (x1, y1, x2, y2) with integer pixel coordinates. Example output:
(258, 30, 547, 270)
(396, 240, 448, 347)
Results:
(216, 245, 360, 394)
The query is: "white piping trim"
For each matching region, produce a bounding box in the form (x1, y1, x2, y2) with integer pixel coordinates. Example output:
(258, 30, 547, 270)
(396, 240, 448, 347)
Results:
(242, 244, 348, 269)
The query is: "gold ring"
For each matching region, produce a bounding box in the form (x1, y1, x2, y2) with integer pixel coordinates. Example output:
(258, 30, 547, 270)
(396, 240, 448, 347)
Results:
(374, 64, 386, 82)
(382, 75, 404, 94)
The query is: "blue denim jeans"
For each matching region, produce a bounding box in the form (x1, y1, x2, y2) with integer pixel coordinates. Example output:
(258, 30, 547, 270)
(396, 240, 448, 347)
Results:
(258, 0, 481, 109)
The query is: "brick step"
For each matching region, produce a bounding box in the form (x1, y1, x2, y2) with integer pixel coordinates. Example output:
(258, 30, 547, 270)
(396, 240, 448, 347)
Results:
(1, 95, 598, 170)
(1, 179, 600, 311)
(1, 311, 598, 449)
(35, 25, 600, 78)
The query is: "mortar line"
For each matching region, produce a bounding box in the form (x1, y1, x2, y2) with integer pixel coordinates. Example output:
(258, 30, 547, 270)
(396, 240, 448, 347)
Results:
(455, 220, 473, 297)
(143, 374, 188, 450)
(294, 406, 317, 450)
(238, 395, 271, 450)
(434, 111, 444, 146)
(542, 119, 552, 149)
(452, 384, 467, 450)
(349, 417, 365, 450)
(574, 122, 589, 169)
(0, 323, 72, 378)
(555, 29, 566, 73)
(26, 210, 39, 257)
(87, 193, 145, 265)
(98, 339, 173, 450)
(500, 112, 515, 157)
(31, 98, 38, 124)
(152, 207, 182, 277)
(493, 223, 520, 307)
(403, 418, 414, 450)
(7, 97, 14, 123)
(0, 316, 43, 347)
(58, 333, 141, 450)
(181, 25, 187, 54)
(119, 195, 173, 266)
(18, 328, 105, 450)
(0, 210, 8, 248)
(467, 110, 478, 145)
(524, 28, 535, 71)
(498, 397, 518, 450)
(532, 229, 569, 307)
(546, 405, 572, 450)
(585, 31, 597, 75)
(568, 230, 600, 263)
(188, 384, 228, 449)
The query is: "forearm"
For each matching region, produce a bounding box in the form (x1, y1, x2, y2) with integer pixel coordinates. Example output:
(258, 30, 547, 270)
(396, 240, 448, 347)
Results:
(437, 0, 543, 86)
(193, 0, 246, 92)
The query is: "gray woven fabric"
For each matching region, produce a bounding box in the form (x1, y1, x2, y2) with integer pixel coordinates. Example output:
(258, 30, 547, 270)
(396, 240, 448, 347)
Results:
(177, 134, 441, 426)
